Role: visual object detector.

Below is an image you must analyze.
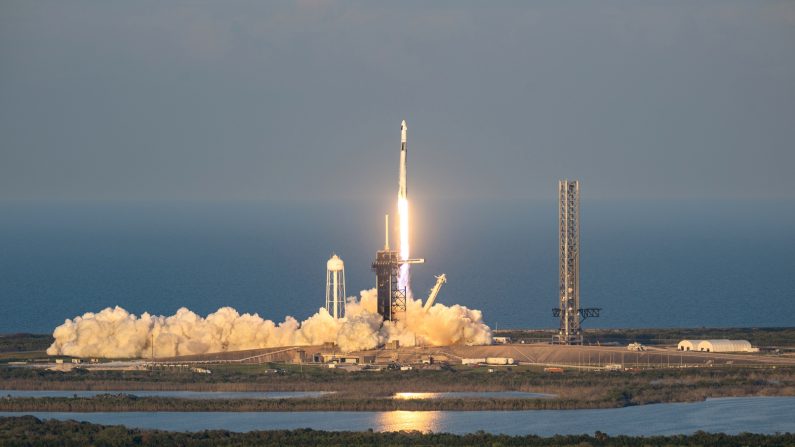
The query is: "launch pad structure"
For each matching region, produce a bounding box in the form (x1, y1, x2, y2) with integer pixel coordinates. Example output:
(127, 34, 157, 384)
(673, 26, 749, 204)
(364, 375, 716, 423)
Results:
(373, 214, 424, 322)
(554, 180, 600, 344)
(373, 249, 405, 321)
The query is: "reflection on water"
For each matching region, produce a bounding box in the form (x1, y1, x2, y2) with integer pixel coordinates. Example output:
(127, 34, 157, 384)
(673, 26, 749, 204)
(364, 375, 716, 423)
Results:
(377, 411, 441, 432)
(393, 391, 555, 400)
(2, 397, 795, 435)
(393, 393, 443, 400)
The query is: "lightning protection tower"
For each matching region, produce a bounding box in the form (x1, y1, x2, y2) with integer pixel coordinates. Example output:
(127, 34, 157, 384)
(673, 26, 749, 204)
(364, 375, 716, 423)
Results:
(553, 180, 599, 344)
(325, 254, 346, 319)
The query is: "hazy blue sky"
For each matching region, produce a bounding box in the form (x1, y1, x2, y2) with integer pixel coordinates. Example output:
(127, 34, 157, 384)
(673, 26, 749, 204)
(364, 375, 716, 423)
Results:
(1, 1, 793, 201)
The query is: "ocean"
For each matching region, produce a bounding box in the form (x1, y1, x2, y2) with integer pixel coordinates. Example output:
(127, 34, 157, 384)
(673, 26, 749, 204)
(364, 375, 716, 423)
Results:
(1, 199, 793, 333)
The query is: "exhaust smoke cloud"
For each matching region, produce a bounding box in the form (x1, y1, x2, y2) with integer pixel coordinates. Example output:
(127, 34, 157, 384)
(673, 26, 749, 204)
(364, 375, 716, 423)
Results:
(47, 289, 492, 358)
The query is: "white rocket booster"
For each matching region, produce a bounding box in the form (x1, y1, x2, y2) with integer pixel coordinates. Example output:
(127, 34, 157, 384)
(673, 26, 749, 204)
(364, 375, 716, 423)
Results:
(399, 120, 407, 199)
(397, 119, 411, 293)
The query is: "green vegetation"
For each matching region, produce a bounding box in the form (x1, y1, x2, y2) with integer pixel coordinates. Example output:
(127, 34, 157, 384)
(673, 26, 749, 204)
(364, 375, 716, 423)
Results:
(1, 416, 793, 447)
(0, 334, 53, 353)
(3, 332, 795, 411)
(0, 395, 591, 412)
(0, 334, 52, 364)
(0, 334, 54, 362)
(2, 365, 795, 410)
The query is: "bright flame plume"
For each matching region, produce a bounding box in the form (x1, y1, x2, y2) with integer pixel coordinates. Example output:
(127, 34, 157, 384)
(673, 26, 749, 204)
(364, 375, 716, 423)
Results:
(398, 195, 411, 297)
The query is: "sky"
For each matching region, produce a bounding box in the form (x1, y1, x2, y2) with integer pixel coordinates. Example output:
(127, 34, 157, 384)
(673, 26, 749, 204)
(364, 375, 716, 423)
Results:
(1, 1, 793, 201)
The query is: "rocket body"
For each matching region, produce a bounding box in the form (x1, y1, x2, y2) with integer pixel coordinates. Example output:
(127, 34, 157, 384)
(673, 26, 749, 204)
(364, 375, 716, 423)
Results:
(399, 120, 407, 199)
(397, 119, 411, 295)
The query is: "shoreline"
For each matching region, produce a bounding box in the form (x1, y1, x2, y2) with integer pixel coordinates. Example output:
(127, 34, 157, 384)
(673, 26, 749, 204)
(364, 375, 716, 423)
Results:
(0, 396, 600, 412)
(2, 391, 795, 412)
(3, 415, 794, 446)
(3, 361, 795, 410)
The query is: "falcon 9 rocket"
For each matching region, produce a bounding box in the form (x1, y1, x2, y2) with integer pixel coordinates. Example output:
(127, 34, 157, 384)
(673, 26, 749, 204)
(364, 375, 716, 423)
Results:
(397, 120, 411, 295)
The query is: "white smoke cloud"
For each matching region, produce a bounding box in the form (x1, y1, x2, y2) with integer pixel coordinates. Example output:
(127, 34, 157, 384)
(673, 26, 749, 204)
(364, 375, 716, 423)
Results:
(46, 289, 492, 358)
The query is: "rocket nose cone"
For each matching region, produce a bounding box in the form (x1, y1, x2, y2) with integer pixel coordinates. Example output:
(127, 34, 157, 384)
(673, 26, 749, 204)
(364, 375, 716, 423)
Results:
(401, 120, 407, 129)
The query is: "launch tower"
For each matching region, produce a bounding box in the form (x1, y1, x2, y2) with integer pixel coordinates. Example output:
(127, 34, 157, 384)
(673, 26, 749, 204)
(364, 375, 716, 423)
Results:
(373, 214, 423, 322)
(553, 180, 599, 344)
(373, 249, 404, 321)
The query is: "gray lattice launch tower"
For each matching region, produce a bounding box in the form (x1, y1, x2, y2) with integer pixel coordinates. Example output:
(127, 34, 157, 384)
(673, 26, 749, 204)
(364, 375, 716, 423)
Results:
(553, 180, 599, 344)
(373, 214, 423, 322)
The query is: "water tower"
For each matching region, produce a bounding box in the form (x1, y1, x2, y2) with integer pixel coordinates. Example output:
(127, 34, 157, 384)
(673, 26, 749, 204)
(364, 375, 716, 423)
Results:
(325, 254, 346, 319)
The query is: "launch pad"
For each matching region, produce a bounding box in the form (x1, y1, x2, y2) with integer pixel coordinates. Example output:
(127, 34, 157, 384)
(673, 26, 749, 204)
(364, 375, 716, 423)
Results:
(370, 120, 427, 323)
(372, 214, 424, 322)
(372, 250, 406, 321)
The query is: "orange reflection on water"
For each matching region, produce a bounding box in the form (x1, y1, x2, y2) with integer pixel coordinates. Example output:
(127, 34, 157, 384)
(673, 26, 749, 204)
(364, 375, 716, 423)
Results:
(377, 410, 441, 433)
(392, 392, 442, 400)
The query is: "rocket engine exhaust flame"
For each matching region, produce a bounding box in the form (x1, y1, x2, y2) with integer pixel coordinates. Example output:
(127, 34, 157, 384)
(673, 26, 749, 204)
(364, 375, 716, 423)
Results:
(398, 196, 410, 296)
(46, 290, 492, 358)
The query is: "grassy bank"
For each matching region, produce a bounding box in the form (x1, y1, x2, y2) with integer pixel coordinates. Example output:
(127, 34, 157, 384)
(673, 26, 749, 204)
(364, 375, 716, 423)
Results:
(0, 334, 53, 353)
(2, 365, 795, 410)
(1, 416, 793, 447)
(0, 395, 595, 412)
(3, 332, 795, 411)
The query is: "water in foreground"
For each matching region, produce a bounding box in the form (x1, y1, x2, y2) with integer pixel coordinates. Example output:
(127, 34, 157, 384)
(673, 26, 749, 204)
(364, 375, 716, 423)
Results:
(2, 397, 793, 435)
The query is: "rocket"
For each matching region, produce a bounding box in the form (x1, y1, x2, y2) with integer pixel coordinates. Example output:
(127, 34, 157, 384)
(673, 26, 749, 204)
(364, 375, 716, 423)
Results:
(397, 119, 411, 292)
(399, 120, 407, 199)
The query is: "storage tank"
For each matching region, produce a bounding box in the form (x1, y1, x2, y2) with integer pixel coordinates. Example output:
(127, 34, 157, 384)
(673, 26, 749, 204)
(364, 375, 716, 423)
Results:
(461, 358, 486, 365)
(485, 357, 515, 365)
(325, 254, 346, 319)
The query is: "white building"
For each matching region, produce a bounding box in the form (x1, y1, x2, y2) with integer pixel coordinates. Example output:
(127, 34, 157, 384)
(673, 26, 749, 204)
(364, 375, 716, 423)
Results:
(679, 339, 756, 352)
(695, 339, 755, 353)
(677, 340, 704, 351)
